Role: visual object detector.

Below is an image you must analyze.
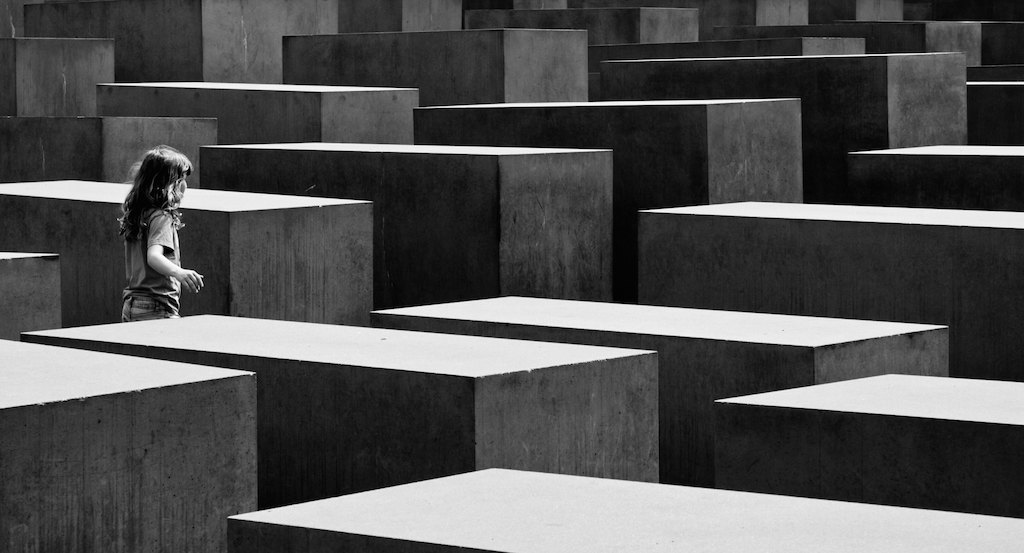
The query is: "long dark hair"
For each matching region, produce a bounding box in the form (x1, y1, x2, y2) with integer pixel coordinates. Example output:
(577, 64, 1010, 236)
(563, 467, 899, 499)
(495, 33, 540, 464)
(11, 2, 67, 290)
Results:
(118, 145, 192, 240)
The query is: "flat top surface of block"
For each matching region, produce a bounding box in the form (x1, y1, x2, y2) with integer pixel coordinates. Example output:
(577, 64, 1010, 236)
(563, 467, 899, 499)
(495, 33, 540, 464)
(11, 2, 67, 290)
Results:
(851, 145, 1024, 157)
(208, 143, 609, 156)
(719, 374, 1024, 425)
(645, 202, 1024, 230)
(0, 181, 369, 212)
(23, 316, 653, 377)
(296, 28, 585, 38)
(0, 252, 57, 260)
(99, 82, 417, 93)
(607, 52, 948, 64)
(376, 297, 943, 347)
(424, 99, 798, 110)
(968, 82, 1024, 86)
(1, 340, 250, 409)
(230, 469, 1024, 551)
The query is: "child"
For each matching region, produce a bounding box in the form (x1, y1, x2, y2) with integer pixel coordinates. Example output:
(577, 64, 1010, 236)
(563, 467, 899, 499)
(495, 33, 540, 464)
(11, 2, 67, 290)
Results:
(119, 145, 204, 322)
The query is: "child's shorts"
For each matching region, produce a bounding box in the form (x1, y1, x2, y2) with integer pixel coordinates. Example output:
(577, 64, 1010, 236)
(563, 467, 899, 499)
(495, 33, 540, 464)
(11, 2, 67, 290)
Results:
(121, 295, 180, 322)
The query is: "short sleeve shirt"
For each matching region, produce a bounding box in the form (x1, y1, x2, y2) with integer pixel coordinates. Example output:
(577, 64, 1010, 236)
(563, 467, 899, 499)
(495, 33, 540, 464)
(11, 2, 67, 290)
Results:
(123, 209, 181, 310)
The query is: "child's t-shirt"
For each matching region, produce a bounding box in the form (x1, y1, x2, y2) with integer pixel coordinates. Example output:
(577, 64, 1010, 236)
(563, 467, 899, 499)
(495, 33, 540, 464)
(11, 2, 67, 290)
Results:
(123, 208, 181, 311)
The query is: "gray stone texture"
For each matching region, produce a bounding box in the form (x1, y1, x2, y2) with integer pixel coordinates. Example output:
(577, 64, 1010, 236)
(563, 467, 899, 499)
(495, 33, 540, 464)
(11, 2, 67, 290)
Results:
(283, 29, 587, 106)
(415, 99, 803, 302)
(638, 202, 1024, 381)
(0, 252, 60, 339)
(371, 296, 948, 486)
(226, 469, 1024, 553)
(0, 181, 372, 327)
(968, 83, 1024, 145)
(23, 0, 338, 83)
(0, 37, 112, 116)
(23, 316, 659, 508)
(848, 145, 1024, 209)
(0, 116, 217, 187)
(716, 375, 1024, 518)
(97, 83, 418, 145)
(339, 0, 461, 32)
(0, 339, 255, 553)
(601, 53, 966, 204)
(201, 143, 613, 308)
(464, 8, 699, 45)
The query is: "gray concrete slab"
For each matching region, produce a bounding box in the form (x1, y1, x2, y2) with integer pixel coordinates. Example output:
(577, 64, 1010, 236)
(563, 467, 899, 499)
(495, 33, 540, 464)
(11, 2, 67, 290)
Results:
(601, 53, 966, 204)
(415, 99, 803, 302)
(1, 339, 255, 553)
(968, 64, 1024, 80)
(465, 8, 699, 45)
(23, 315, 659, 508)
(372, 296, 948, 486)
(283, 29, 587, 106)
(848, 145, 1024, 209)
(24, 0, 338, 83)
(717, 374, 1024, 517)
(0, 252, 59, 339)
(98, 83, 418, 144)
(0, 37, 112, 115)
(0, 117, 218, 187)
(201, 143, 612, 308)
(930, 0, 1024, 20)
(226, 469, 1024, 553)
(968, 82, 1024, 145)
(0, 180, 372, 327)
(339, 0, 461, 32)
(638, 201, 1024, 381)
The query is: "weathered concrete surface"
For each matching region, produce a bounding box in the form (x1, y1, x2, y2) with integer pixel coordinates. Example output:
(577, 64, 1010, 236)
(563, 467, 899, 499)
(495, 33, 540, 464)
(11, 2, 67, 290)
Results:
(226, 469, 1024, 553)
(968, 83, 1024, 145)
(0, 339, 255, 553)
(717, 375, 1024, 518)
(24, 0, 338, 83)
(930, 0, 1024, 21)
(415, 99, 802, 302)
(848, 145, 1024, 209)
(638, 202, 1024, 381)
(0, 252, 59, 339)
(969, 64, 1024, 81)
(283, 29, 587, 106)
(201, 143, 613, 308)
(23, 316, 659, 508)
(0, 37, 113, 115)
(601, 53, 966, 204)
(98, 82, 418, 144)
(0, 181, 372, 327)
(464, 8, 699, 45)
(0, 117, 217, 187)
(372, 296, 948, 486)
(339, 0, 461, 32)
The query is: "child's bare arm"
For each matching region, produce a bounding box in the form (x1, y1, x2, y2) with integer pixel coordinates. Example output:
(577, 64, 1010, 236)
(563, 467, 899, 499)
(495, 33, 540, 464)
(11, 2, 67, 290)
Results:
(147, 245, 205, 293)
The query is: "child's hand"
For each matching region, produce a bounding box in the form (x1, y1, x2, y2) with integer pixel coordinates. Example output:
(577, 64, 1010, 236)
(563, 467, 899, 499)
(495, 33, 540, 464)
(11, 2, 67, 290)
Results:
(174, 268, 205, 293)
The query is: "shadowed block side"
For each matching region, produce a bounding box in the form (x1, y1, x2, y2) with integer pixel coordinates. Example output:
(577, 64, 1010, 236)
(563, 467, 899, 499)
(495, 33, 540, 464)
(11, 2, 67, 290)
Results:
(1, 37, 113, 116)
(338, 0, 462, 32)
(968, 83, 1024, 145)
(465, 8, 699, 45)
(0, 252, 60, 339)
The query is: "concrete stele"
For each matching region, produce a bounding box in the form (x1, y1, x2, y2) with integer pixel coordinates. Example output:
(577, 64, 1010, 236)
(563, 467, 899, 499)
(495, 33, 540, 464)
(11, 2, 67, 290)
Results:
(226, 469, 1024, 553)
(968, 82, 1024, 145)
(0, 37, 113, 116)
(0, 180, 372, 327)
(0, 252, 59, 339)
(372, 296, 948, 486)
(717, 374, 1024, 517)
(23, 315, 659, 508)
(1, 339, 255, 553)
(464, 8, 700, 45)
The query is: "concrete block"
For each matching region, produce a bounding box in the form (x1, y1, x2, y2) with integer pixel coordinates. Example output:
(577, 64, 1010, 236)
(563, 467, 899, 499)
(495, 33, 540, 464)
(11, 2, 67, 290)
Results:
(930, 0, 1024, 21)
(339, 0, 461, 32)
(97, 82, 418, 145)
(637, 201, 1024, 381)
(283, 29, 587, 106)
(0, 117, 217, 187)
(415, 99, 803, 302)
(464, 8, 699, 45)
(848, 145, 1024, 209)
(201, 143, 612, 308)
(968, 82, 1024, 145)
(904, 1, 930, 19)
(588, 36, 866, 73)
(23, 316, 659, 508)
(968, 64, 1024, 80)
(23, 0, 338, 83)
(225, 469, 1024, 553)
(0, 181, 372, 327)
(601, 53, 966, 204)
(716, 374, 1024, 518)
(0, 339, 255, 553)
(0, 252, 59, 339)
(0, 37, 113, 115)
(372, 296, 948, 486)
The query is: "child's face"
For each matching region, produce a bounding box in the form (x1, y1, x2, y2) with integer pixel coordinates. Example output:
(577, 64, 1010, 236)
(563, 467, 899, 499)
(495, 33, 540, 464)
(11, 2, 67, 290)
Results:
(167, 176, 187, 208)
